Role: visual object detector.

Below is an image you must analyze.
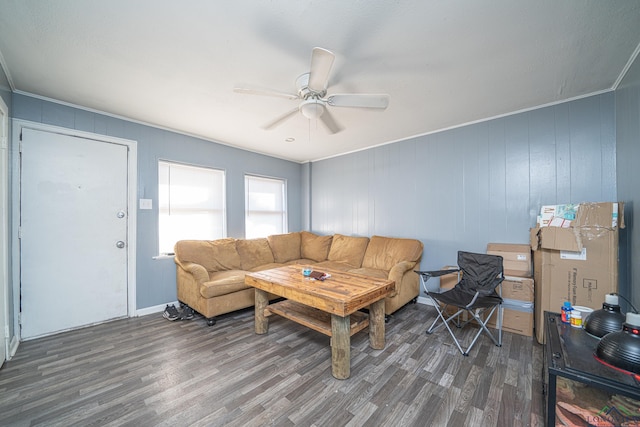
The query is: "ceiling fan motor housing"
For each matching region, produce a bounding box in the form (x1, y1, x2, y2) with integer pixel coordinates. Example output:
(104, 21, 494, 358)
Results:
(296, 73, 326, 99)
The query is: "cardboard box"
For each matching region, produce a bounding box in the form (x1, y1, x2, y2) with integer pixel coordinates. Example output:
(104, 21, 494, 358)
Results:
(487, 243, 532, 277)
(501, 276, 534, 302)
(530, 202, 623, 344)
(473, 277, 534, 337)
(485, 304, 534, 337)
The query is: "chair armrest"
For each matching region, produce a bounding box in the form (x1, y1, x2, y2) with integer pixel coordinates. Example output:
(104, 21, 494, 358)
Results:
(414, 268, 459, 279)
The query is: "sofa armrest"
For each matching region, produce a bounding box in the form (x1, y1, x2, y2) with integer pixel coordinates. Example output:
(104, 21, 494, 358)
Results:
(175, 260, 209, 283)
(387, 260, 417, 297)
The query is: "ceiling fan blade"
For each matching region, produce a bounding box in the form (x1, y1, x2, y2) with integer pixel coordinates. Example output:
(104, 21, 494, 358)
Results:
(234, 86, 299, 100)
(262, 107, 300, 130)
(326, 94, 389, 109)
(308, 47, 335, 93)
(319, 109, 343, 134)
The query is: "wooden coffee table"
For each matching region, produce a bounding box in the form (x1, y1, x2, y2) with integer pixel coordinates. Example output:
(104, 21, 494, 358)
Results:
(245, 265, 395, 379)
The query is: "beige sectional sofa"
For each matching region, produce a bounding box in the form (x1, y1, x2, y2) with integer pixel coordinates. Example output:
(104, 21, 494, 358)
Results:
(174, 232, 423, 325)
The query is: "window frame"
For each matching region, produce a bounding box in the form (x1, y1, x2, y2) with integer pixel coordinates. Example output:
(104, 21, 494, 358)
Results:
(244, 174, 287, 239)
(158, 160, 227, 254)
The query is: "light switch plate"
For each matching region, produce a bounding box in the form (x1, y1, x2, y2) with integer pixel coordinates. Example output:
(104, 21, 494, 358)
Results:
(139, 198, 153, 210)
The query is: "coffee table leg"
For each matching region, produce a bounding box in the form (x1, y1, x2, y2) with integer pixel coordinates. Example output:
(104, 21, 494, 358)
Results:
(331, 314, 350, 379)
(369, 299, 385, 349)
(255, 289, 269, 334)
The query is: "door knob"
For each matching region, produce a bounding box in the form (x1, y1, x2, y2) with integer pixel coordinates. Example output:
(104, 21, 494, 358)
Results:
(116, 241, 125, 249)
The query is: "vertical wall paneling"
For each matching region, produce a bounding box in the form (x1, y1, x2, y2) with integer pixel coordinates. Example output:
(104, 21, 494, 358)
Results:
(311, 93, 618, 291)
(599, 93, 617, 198)
(503, 113, 531, 239)
(616, 51, 640, 311)
(528, 106, 557, 210)
(487, 120, 508, 242)
(553, 102, 572, 203)
(569, 97, 605, 202)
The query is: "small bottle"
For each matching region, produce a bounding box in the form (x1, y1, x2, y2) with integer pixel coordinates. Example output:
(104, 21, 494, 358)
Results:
(561, 301, 572, 324)
(571, 310, 582, 328)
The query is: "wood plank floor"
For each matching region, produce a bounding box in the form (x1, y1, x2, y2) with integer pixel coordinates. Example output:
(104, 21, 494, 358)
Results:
(0, 302, 545, 427)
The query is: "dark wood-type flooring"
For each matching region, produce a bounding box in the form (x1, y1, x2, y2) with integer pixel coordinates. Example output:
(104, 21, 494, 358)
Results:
(0, 302, 544, 426)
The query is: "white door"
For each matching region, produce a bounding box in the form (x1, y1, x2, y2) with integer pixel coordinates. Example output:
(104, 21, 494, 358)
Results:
(0, 97, 8, 365)
(20, 128, 129, 339)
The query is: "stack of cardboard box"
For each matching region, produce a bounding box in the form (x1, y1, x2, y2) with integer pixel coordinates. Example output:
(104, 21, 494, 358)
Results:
(485, 243, 534, 337)
(530, 202, 624, 344)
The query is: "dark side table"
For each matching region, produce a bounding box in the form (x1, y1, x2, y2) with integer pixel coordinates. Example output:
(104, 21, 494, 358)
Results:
(544, 311, 640, 426)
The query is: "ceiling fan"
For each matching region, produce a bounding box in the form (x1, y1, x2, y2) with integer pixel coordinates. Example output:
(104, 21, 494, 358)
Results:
(234, 47, 389, 134)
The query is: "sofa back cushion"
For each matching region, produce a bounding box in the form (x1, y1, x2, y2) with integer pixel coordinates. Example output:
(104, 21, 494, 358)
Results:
(174, 238, 242, 272)
(361, 235, 424, 271)
(267, 232, 301, 263)
(327, 234, 370, 268)
(300, 231, 333, 262)
(236, 238, 275, 270)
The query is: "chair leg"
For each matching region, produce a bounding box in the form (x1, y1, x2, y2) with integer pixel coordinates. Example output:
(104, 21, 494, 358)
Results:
(468, 306, 502, 348)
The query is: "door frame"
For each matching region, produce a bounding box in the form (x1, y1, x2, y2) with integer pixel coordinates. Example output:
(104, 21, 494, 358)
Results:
(1, 96, 9, 363)
(11, 120, 137, 341)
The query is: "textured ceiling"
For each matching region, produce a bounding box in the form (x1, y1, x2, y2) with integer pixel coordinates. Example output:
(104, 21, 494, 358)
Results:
(1, 1, 640, 162)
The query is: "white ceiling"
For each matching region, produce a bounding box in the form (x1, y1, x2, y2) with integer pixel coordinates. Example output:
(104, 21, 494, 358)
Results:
(1, 1, 640, 163)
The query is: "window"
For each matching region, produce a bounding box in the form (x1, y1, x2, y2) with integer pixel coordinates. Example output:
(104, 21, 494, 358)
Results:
(245, 175, 286, 239)
(158, 161, 225, 254)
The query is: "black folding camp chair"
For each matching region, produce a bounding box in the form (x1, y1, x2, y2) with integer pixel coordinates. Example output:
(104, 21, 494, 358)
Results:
(415, 251, 504, 356)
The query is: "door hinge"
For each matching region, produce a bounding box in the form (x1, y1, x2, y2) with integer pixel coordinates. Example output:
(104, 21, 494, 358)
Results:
(4, 325, 8, 339)
(1, 136, 7, 150)
(18, 227, 23, 239)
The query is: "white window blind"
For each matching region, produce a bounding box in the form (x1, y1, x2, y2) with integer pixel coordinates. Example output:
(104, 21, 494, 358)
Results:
(245, 175, 286, 239)
(158, 161, 226, 254)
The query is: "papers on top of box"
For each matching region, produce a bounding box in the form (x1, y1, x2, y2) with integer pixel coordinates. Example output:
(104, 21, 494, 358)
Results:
(538, 204, 579, 228)
(537, 202, 623, 229)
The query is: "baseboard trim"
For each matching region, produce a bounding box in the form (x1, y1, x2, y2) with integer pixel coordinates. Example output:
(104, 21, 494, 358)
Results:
(136, 301, 179, 317)
(8, 335, 19, 359)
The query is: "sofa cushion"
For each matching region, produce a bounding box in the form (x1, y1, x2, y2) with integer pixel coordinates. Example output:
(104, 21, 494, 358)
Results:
(236, 238, 275, 271)
(361, 236, 423, 271)
(249, 262, 284, 272)
(314, 260, 356, 272)
(300, 231, 333, 262)
(200, 270, 250, 298)
(327, 234, 370, 268)
(267, 232, 301, 263)
(175, 238, 241, 272)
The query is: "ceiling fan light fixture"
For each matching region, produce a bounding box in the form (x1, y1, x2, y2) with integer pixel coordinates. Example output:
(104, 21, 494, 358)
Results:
(299, 99, 325, 120)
